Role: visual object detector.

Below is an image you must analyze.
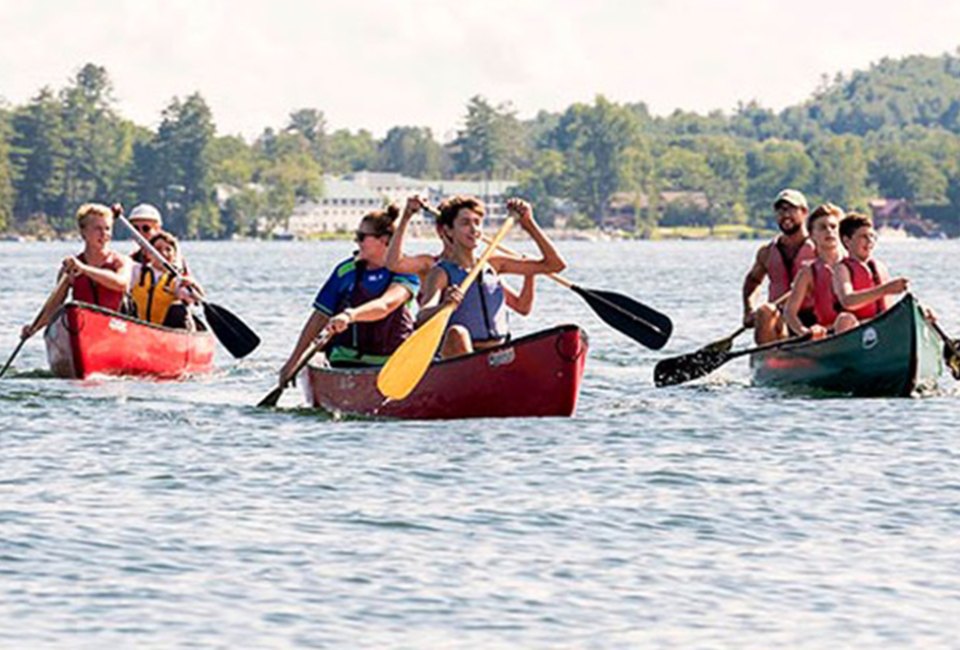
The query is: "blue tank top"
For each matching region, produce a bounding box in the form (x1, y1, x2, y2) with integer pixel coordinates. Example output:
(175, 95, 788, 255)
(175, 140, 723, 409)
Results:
(438, 259, 508, 342)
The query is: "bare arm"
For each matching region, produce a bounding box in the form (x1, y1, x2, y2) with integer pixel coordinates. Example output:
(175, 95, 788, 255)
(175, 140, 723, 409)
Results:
(329, 283, 413, 331)
(833, 263, 908, 310)
(386, 196, 436, 276)
(503, 275, 535, 316)
(279, 309, 330, 384)
(416, 265, 453, 324)
(742, 245, 769, 324)
(783, 267, 823, 337)
(491, 199, 566, 276)
(68, 255, 132, 293)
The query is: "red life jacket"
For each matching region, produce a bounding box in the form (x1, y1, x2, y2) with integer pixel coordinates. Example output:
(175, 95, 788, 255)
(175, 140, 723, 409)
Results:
(767, 238, 816, 306)
(841, 257, 891, 320)
(809, 259, 844, 327)
(72, 251, 126, 312)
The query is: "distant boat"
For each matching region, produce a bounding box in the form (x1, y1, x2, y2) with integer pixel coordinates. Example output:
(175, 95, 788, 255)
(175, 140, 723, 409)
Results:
(0, 234, 26, 242)
(272, 231, 297, 241)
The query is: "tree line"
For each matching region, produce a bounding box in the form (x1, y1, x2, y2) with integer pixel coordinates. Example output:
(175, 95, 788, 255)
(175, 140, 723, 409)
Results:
(2, 52, 960, 238)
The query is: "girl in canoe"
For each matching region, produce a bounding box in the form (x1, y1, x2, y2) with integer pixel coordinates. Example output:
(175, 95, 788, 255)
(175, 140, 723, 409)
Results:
(21, 203, 133, 338)
(783, 203, 859, 339)
(417, 196, 565, 358)
(386, 194, 536, 315)
(278, 205, 421, 383)
(129, 231, 204, 330)
(833, 212, 909, 320)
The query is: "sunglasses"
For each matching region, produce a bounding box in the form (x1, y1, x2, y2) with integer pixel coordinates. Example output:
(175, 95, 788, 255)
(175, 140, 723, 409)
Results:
(135, 223, 156, 234)
(355, 231, 382, 242)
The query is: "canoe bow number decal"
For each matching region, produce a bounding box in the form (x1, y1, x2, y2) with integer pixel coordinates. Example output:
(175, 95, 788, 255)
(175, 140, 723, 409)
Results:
(861, 327, 878, 350)
(488, 347, 516, 367)
(108, 318, 128, 334)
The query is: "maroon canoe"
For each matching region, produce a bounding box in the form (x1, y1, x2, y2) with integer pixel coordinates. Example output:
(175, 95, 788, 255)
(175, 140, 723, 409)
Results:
(44, 302, 215, 379)
(303, 324, 589, 419)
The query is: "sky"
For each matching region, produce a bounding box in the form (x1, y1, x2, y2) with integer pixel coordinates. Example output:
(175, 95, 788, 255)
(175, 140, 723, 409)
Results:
(1, 0, 959, 142)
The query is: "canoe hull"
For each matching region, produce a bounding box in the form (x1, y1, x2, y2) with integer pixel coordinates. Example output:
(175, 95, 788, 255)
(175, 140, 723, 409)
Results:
(44, 302, 216, 379)
(750, 294, 942, 397)
(304, 324, 588, 419)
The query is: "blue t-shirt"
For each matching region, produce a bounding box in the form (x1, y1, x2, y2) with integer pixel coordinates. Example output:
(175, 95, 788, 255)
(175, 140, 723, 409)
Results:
(313, 257, 420, 315)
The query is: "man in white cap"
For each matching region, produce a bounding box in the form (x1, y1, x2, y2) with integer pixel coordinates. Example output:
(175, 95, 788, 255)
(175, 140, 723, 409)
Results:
(741, 188, 817, 343)
(128, 203, 164, 265)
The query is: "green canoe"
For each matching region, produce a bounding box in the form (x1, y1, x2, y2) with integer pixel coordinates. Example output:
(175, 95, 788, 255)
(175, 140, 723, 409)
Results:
(750, 294, 943, 397)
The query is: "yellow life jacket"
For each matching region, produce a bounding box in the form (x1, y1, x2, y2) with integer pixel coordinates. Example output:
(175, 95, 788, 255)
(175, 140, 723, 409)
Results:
(131, 266, 179, 325)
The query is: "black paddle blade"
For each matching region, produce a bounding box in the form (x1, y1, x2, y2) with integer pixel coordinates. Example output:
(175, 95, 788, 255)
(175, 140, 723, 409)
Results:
(572, 285, 672, 349)
(653, 347, 730, 387)
(257, 384, 285, 408)
(944, 340, 960, 380)
(202, 302, 260, 358)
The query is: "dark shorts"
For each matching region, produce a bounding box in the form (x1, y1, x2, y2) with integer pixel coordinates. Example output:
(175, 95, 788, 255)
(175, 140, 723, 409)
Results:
(798, 308, 818, 328)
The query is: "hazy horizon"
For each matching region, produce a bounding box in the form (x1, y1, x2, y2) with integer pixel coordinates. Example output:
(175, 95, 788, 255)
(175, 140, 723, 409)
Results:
(2, 0, 959, 142)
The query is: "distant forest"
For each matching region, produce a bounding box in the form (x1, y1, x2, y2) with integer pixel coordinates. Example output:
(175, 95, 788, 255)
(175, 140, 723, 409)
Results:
(3, 50, 960, 237)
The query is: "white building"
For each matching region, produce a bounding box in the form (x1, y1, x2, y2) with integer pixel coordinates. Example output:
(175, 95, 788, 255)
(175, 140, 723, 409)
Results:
(285, 173, 519, 237)
(286, 176, 383, 236)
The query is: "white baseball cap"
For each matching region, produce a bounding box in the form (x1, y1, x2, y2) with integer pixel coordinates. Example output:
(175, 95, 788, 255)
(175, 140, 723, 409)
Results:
(129, 203, 163, 225)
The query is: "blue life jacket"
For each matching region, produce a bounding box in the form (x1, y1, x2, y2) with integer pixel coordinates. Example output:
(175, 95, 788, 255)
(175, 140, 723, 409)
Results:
(438, 259, 508, 342)
(329, 260, 415, 366)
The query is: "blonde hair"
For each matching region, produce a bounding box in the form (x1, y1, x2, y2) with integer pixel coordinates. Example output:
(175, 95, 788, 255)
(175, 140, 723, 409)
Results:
(75, 203, 113, 229)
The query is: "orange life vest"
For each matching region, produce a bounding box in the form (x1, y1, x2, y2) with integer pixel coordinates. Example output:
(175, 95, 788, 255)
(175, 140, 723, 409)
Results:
(841, 257, 891, 320)
(809, 259, 844, 327)
(767, 237, 817, 305)
(72, 252, 126, 312)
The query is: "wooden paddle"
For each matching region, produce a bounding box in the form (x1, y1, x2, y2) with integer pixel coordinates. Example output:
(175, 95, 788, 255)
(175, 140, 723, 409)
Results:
(258, 329, 334, 407)
(654, 331, 812, 387)
(114, 205, 261, 359)
(0, 274, 71, 379)
(376, 216, 516, 401)
(480, 235, 672, 349)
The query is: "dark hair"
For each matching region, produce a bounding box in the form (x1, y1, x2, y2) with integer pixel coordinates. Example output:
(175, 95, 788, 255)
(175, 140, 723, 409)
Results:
(437, 195, 485, 228)
(359, 204, 401, 238)
(149, 230, 179, 251)
(839, 212, 873, 240)
(807, 203, 843, 231)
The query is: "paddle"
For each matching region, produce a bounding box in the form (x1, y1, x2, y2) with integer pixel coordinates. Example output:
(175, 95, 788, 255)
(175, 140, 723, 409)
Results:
(926, 317, 960, 380)
(113, 205, 260, 359)
(376, 216, 516, 401)
(654, 332, 812, 387)
(480, 235, 672, 349)
(0, 274, 71, 379)
(258, 329, 334, 407)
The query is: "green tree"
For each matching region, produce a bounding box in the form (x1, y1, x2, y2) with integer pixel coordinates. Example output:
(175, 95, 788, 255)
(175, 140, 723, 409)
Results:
(746, 140, 815, 226)
(9, 87, 68, 225)
(325, 128, 377, 174)
(286, 108, 327, 165)
(507, 149, 566, 226)
(138, 93, 219, 237)
(809, 135, 870, 209)
(869, 147, 948, 203)
(377, 126, 445, 178)
(450, 96, 525, 179)
(550, 95, 644, 222)
(59, 64, 132, 219)
(0, 113, 12, 231)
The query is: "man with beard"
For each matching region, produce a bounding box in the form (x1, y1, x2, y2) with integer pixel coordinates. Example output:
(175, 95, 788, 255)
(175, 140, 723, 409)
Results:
(741, 189, 817, 343)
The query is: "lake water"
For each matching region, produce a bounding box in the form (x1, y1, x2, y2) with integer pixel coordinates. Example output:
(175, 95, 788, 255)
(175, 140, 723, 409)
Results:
(1, 238, 959, 648)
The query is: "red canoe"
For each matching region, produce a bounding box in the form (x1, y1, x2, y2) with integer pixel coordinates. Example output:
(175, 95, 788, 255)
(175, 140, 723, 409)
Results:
(44, 302, 215, 379)
(303, 324, 589, 420)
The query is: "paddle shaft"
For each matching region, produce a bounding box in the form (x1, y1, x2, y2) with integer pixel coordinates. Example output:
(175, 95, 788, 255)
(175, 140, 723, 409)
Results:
(0, 274, 71, 378)
(258, 330, 333, 407)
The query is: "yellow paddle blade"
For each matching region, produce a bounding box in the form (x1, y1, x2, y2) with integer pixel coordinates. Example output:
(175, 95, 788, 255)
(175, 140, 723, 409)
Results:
(376, 304, 453, 400)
